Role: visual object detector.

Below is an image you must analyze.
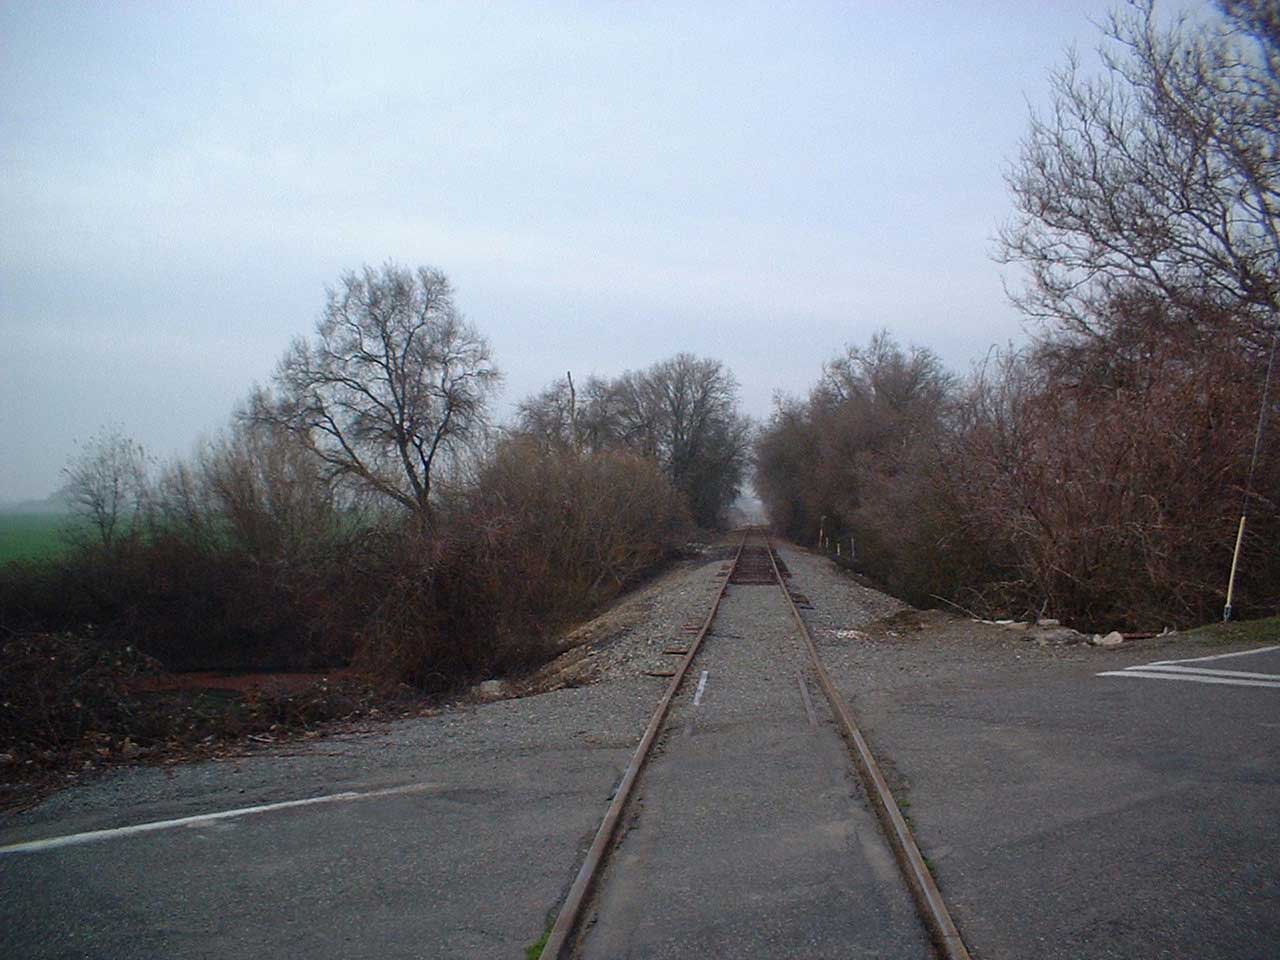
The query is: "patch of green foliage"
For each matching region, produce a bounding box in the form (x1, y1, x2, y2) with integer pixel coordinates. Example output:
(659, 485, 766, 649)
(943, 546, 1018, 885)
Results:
(0, 513, 71, 564)
(525, 928, 551, 960)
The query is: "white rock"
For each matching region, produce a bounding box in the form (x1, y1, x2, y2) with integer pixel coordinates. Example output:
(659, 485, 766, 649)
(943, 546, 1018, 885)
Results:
(477, 679, 506, 699)
(1037, 618, 1061, 628)
(1091, 631, 1125, 647)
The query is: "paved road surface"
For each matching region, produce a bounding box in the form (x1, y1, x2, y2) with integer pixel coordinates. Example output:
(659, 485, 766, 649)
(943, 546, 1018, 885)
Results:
(781, 544, 1280, 960)
(0, 682, 665, 960)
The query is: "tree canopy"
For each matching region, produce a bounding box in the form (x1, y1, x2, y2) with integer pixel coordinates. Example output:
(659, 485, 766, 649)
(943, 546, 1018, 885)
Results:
(250, 263, 500, 525)
(1000, 0, 1280, 350)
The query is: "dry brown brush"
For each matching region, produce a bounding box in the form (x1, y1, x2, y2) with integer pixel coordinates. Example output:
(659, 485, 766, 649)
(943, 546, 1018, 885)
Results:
(352, 440, 685, 688)
(755, 316, 1278, 631)
(948, 308, 1279, 629)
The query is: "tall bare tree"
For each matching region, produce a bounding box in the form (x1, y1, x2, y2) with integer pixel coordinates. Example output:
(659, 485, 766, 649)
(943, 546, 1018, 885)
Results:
(249, 263, 500, 527)
(60, 426, 150, 550)
(632, 354, 752, 528)
(999, 0, 1280, 348)
(515, 355, 752, 528)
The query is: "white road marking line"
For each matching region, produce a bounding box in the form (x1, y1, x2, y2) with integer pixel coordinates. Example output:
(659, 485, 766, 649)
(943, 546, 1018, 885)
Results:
(692, 670, 709, 706)
(1097, 670, 1280, 689)
(1147, 645, 1279, 667)
(0, 782, 442, 856)
(1122, 664, 1280, 681)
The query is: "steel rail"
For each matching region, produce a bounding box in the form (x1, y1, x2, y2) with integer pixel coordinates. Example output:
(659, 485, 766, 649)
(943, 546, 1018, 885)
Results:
(538, 531, 748, 959)
(765, 534, 973, 960)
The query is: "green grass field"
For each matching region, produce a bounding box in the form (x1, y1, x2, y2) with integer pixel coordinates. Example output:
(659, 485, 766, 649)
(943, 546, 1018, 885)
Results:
(0, 512, 72, 563)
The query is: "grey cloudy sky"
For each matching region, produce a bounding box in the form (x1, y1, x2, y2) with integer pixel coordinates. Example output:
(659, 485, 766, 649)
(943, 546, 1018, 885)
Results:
(2, 0, 1140, 501)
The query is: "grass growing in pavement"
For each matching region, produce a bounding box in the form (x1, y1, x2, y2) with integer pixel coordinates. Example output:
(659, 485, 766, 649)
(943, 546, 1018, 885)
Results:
(525, 928, 551, 960)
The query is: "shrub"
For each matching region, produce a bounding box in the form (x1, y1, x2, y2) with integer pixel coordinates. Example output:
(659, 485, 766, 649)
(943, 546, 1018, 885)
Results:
(0, 631, 157, 766)
(352, 442, 686, 689)
(756, 311, 1279, 631)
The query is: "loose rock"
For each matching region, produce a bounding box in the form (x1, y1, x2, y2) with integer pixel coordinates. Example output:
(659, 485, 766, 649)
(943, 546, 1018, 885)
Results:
(1092, 631, 1126, 647)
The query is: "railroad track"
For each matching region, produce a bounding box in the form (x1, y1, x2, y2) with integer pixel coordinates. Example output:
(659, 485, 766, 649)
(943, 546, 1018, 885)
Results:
(540, 528, 969, 959)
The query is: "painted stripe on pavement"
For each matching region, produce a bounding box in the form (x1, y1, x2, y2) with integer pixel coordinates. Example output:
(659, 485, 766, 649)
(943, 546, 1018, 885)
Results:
(692, 670, 709, 706)
(0, 782, 442, 855)
(1097, 670, 1280, 689)
(1122, 664, 1280, 681)
(1147, 645, 1279, 667)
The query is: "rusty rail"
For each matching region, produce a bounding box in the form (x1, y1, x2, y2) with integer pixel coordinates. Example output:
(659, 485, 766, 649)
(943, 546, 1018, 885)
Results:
(765, 535, 972, 960)
(538, 531, 748, 959)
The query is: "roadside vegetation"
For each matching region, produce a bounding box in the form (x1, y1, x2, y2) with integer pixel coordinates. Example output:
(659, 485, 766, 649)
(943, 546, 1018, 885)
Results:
(757, 0, 1279, 633)
(1, 265, 748, 791)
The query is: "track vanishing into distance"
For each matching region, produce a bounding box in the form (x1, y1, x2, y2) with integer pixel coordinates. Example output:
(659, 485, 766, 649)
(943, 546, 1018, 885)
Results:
(540, 528, 970, 960)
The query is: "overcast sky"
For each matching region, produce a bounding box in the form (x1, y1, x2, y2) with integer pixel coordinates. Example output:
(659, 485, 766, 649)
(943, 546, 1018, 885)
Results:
(1, 1, 1151, 501)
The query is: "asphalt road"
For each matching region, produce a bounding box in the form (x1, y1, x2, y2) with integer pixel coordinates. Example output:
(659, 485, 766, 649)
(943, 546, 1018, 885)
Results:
(0, 682, 665, 960)
(786, 555, 1280, 959)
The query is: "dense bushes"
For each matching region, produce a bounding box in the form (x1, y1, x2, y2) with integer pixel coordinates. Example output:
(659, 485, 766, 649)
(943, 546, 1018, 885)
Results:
(756, 311, 1280, 631)
(755, 333, 965, 603)
(945, 320, 1278, 627)
(468, 440, 685, 618)
(516, 355, 752, 528)
(350, 443, 685, 688)
(0, 424, 688, 695)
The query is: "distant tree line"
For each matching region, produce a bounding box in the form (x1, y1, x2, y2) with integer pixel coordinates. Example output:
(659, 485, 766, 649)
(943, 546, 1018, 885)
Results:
(514, 354, 751, 529)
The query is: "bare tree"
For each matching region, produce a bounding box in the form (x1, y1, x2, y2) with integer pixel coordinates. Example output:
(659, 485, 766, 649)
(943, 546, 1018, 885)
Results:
(999, 0, 1280, 347)
(147, 419, 349, 564)
(515, 355, 752, 527)
(637, 354, 752, 528)
(598, 355, 752, 527)
(515, 372, 600, 453)
(249, 263, 500, 527)
(60, 426, 150, 549)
